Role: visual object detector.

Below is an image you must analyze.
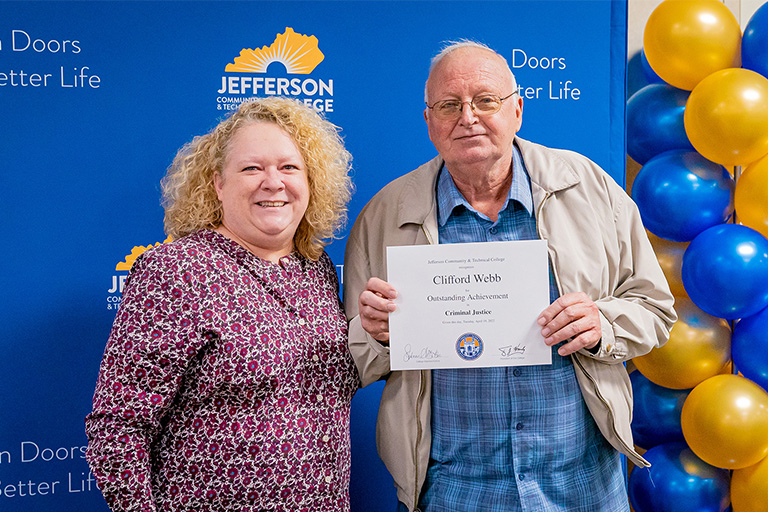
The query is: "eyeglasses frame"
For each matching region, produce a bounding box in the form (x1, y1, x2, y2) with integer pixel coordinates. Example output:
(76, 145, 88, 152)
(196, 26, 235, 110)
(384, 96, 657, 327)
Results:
(425, 92, 518, 119)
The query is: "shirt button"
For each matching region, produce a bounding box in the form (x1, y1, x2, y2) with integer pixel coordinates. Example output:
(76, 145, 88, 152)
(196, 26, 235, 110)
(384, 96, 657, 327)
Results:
(298, 318, 306, 326)
(317, 394, 323, 401)
(518, 473, 525, 481)
(312, 355, 319, 362)
(322, 435, 330, 442)
(489, 227, 498, 234)
(513, 369, 522, 377)
(324, 475, 332, 483)
(516, 422, 524, 430)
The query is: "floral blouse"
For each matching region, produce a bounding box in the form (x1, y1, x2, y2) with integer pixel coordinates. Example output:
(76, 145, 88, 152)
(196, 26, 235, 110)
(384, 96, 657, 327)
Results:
(85, 230, 359, 512)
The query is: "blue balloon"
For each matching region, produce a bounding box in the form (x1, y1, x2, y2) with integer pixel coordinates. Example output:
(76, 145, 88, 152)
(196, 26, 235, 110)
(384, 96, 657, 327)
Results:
(682, 224, 768, 319)
(743, 2, 768, 79)
(640, 48, 664, 84)
(632, 150, 734, 241)
(627, 51, 651, 99)
(732, 305, 768, 391)
(630, 371, 688, 450)
(626, 84, 694, 164)
(628, 442, 730, 512)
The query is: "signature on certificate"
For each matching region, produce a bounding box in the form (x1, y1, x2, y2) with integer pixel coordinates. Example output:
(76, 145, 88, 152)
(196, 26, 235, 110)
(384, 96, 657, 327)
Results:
(403, 344, 443, 362)
(499, 344, 527, 357)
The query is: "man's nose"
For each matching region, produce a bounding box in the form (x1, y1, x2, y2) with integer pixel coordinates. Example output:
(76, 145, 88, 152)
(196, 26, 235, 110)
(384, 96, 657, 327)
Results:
(458, 101, 479, 125)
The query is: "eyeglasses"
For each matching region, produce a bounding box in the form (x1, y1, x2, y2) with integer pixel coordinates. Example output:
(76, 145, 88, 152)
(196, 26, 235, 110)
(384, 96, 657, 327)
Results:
(425, 92, 517, 120)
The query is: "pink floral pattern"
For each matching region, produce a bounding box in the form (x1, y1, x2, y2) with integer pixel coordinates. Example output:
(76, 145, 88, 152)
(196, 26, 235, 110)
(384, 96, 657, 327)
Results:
(86, 230, 358, 512)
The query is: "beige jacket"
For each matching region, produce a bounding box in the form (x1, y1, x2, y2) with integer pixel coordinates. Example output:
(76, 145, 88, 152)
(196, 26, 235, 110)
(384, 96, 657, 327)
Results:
(343, 138, 677, 511)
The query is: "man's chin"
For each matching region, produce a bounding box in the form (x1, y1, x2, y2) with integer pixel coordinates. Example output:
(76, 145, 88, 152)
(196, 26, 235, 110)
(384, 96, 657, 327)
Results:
(450, 149, 495, 165)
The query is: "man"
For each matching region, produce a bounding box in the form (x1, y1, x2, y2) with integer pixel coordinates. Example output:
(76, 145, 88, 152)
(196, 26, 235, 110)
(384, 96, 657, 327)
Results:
(343, 41, 676, 512)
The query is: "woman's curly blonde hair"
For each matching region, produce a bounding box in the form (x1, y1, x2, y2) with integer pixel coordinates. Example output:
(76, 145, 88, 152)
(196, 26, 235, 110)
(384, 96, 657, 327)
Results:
(161, 97, 353, 260)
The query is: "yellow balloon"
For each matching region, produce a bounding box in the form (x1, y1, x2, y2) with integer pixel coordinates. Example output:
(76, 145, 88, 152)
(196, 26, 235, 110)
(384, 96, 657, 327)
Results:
(643, 0, 741, 90)
(685, 68, 768, 167)
(732, 454, 768, 512)
(633, 297, 730, 389)
(735, 153, 768, 239)
(647, 231, 689, 297)
(626, 155, 641, 195)
(682, 374, 768, 469)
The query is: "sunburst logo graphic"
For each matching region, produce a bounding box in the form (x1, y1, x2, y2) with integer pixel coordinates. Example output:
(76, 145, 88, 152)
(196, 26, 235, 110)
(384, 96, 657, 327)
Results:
(107, 235, 172, 309)
(225, 27, 324, 74)
(115, 236, 173, 271)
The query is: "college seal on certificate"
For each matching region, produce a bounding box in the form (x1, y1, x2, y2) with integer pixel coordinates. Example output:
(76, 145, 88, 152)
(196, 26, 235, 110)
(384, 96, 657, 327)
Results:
(456, 333, 484, 361)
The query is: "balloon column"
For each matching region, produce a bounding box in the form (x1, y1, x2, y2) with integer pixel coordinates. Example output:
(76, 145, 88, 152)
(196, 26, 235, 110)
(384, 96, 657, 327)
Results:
(628, 1, 768, 511)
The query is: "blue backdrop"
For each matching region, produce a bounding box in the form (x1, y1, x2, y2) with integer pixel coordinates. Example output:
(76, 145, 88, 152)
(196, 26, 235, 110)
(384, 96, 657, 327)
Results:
(0, 1, 626, 510)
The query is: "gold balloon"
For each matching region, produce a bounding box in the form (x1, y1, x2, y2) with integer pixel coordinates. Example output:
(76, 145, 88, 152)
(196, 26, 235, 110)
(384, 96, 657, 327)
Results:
(633, 297, 730, 389)
(626, 155, 642, 195)
(682, 374, 768, 469)
(735, 154, 768, 239)
(685, 68, 768, 167)
(647, 231, 689, 297)
(731, 454, 768, 512)
(643, 0, 741, 91)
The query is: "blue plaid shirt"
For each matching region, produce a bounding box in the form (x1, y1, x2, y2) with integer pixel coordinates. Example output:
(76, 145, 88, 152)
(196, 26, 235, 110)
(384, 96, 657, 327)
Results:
(417, 147, 628, 512)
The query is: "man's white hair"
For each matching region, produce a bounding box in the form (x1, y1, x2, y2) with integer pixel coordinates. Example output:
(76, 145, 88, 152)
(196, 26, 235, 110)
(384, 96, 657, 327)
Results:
(425, 40, 518, 103)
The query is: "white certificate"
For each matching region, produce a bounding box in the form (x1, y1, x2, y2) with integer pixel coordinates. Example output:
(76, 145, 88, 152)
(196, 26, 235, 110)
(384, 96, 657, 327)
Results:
(387, 240, 552, 370)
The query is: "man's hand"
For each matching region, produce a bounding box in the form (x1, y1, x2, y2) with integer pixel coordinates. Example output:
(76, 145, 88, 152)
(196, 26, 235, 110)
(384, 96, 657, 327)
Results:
(358, 277, 398, 343)
(537, 292, 601, 356)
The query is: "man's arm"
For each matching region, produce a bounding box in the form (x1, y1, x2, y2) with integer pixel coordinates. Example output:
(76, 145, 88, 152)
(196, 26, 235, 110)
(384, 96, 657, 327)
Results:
(530, 150, 676, 363)
(567, 186, 676, 363)
(589, 193, 677, 361)
(343, 234, 396, 387)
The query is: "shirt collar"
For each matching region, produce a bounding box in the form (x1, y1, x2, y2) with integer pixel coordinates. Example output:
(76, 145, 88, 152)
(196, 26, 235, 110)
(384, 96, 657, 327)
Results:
(436, 145, 533, 227)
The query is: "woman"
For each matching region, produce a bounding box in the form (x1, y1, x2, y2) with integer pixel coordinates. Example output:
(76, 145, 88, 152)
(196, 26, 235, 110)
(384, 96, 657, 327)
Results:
(85, 97, 358, 511)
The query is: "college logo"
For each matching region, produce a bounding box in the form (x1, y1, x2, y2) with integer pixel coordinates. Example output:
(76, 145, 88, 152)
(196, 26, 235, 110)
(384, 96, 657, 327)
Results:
(225, 27, 324, 74)
(216, 27, 334, 113)
(106, 236, 171, 310)
(456, 333, 484, 361)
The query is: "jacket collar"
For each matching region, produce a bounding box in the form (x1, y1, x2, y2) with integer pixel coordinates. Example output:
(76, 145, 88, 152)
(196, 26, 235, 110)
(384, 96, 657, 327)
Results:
(394, 137, 581, 229)
(516, 137, 581, 194)
(394, 155, 442, 229)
